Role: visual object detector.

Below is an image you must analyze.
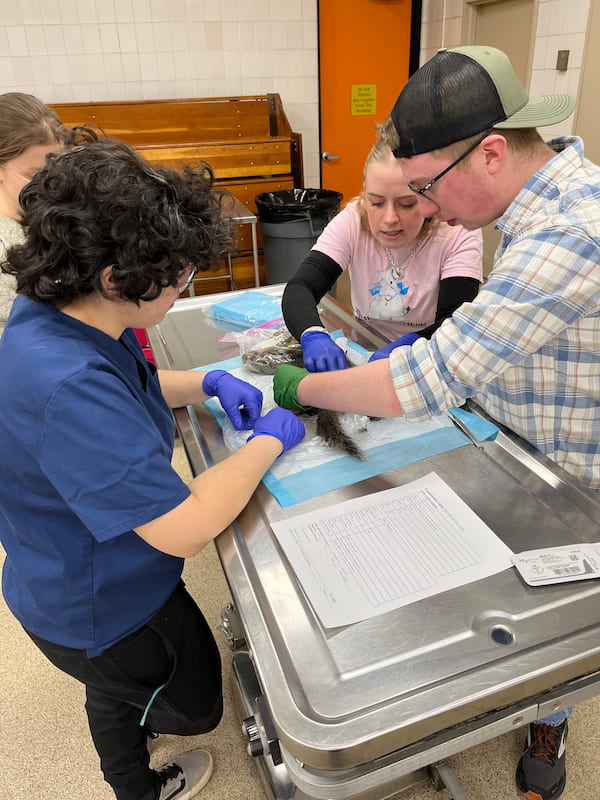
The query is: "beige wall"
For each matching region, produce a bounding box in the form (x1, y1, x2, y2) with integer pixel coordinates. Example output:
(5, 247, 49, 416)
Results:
(573, 0, 600, 163)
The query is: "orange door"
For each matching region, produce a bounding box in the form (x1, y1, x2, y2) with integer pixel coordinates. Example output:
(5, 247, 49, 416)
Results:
(318, 0, 414, 206)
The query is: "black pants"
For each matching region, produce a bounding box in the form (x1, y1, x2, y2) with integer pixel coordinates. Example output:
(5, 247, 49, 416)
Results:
(25, 581, 223, 800)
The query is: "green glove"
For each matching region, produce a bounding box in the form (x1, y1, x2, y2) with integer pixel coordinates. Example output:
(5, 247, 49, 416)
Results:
(273, 365, 313, 413)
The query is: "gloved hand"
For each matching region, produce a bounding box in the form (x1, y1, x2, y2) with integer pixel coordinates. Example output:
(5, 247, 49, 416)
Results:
(367, 332, 421, 362)
(300, 329, 347, 372)
(273, 365, 313, 413)
(202, 369, 262, 430)
(247, 407, 306, 456)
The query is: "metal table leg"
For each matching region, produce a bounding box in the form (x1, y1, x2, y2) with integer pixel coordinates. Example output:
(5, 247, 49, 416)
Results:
(428, 761, 474, 800)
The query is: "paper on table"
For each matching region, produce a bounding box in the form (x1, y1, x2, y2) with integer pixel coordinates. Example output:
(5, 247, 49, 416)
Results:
(271, 472, 514, 628)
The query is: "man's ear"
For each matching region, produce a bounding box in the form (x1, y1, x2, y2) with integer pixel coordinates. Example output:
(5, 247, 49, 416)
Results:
(480, 134, 507, 175)
(99, 265, 118, 293)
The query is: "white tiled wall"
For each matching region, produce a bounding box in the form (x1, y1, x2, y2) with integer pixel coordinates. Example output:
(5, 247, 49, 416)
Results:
(420, 0, 464, 63)
(529, 0, 589, 136)
(0, 0, 321, 187)
(2, 0, 592, 190)
(419, 0, 592, 137)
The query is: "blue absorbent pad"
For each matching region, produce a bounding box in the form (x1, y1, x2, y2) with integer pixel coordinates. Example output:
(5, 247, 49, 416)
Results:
(195, 334, 498, 507)
(447, 406, 499, 442)
(208, 291, 283, 327)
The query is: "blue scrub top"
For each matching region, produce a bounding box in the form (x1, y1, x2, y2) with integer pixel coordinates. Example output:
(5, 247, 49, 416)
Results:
(0, 296, 191, 656)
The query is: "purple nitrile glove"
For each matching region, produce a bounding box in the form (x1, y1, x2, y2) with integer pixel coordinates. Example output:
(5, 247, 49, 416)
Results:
(368, 332, 421, 362)
(300, 329, 347, 372)
(246, 407, 306, 456)
(202, 369, 263, 431)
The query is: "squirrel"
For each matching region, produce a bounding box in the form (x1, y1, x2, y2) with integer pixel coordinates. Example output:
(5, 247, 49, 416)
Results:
(242, 332, 367, 461)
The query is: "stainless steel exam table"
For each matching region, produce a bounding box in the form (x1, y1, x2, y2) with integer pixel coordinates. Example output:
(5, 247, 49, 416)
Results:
(149, 285, 600, 800)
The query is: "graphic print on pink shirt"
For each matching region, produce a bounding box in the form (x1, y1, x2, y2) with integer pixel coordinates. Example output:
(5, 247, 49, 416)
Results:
(368, 263, 410, 320)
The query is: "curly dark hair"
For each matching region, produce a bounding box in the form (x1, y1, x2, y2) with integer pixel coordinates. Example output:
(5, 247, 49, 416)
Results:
(1, 136, 232, 306)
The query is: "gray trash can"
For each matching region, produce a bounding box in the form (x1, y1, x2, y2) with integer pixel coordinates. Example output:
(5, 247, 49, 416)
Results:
(255, 188, 343, 285)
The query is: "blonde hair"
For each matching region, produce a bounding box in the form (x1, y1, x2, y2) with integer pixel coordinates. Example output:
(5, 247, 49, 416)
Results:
(355, 132, 436, 241)
(377, 116, 400, 152)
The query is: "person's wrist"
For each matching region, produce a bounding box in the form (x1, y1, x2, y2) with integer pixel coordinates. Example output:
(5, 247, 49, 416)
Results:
(201, 369, 226, 396)
(274, 365, 313, 412)
(199, 369, 211, 398)
(246, 431, 285, 457)
(300, 327, 328, 342)
(295, 379, 311, 410)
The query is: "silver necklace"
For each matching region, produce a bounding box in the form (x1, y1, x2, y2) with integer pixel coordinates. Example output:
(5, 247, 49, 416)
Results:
(384, 240, 419, 280)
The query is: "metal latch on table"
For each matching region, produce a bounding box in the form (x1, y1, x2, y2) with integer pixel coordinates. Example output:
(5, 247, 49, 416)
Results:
(218, 603, 247, 651)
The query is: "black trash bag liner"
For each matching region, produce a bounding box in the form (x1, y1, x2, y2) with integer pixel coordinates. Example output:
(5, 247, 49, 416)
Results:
(255, 188, 342, 224)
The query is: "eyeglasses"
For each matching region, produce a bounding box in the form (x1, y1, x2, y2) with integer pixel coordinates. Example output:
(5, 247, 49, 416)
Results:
(177, 268, 196, 294)
(405, 130, 492, 202)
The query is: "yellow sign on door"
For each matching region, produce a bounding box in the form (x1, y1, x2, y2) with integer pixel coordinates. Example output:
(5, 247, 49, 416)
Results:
(351, 84, 376, 116)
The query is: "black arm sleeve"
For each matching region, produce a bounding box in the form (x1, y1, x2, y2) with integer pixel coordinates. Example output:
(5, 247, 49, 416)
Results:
(418, 276, 480, 339)
(281, 250, 344, 340)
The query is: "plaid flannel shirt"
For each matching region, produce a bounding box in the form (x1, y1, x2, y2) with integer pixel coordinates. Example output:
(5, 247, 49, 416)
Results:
(390, 137, 600, 491)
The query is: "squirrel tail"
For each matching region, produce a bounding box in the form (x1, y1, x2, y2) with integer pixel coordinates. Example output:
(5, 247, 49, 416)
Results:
(316, 409, 366, 461)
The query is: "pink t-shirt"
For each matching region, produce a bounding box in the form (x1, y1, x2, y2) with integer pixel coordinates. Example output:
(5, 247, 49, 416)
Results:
(313, 201, 483, 339)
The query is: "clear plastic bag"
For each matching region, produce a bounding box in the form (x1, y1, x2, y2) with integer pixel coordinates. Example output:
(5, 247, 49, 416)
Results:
(219, 322, 304, 374)
(221, 401, 376, 469)
(217, 317, 285, 343)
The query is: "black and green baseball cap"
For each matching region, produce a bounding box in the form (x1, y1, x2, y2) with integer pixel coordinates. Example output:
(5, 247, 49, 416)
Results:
(391, 46, 575, 157)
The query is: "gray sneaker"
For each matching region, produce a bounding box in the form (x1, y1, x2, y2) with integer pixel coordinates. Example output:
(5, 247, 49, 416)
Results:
(156, 749, 213, 800)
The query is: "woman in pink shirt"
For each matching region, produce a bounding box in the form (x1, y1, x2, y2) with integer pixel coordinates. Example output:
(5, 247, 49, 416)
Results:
(282, 140, 483, 371)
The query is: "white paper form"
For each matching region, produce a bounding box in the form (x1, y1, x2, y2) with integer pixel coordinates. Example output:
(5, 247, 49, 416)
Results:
(271, 472, 514, 628)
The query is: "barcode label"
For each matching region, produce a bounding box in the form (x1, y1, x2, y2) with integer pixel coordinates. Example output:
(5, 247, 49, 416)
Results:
(552, 565, 582, 576)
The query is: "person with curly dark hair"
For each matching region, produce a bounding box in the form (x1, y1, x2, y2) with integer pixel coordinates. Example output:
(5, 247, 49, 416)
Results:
(0, 137, 305, 800)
